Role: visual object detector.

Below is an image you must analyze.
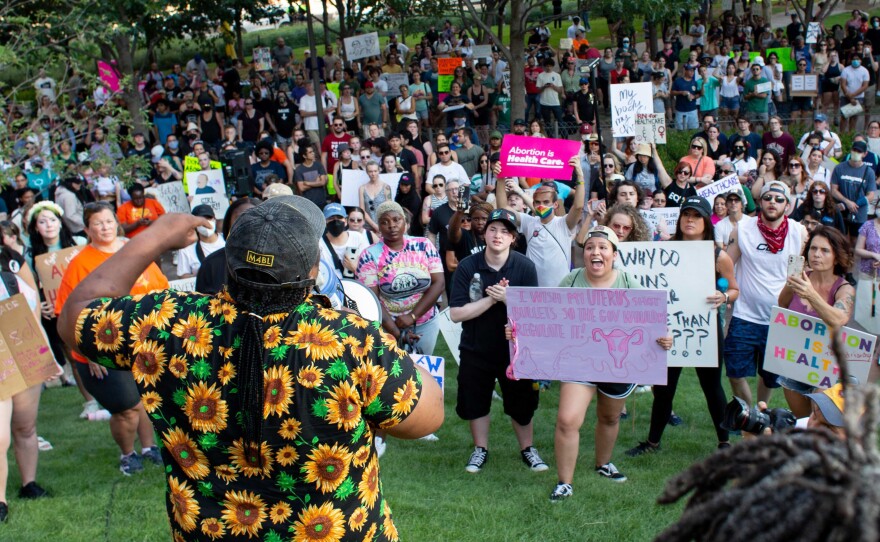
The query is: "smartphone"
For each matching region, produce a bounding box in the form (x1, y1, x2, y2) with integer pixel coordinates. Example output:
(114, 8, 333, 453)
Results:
(787, 255, 805, 278)
(589, 199, 600, 211)
(457, 183, 471, 211)
(343, 247, 357, 278)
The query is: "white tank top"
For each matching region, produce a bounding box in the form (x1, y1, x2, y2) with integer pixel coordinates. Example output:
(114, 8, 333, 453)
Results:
(338, 96, 357, 120)
(720, 76, 740, 98)
(732, 216, 803, 325)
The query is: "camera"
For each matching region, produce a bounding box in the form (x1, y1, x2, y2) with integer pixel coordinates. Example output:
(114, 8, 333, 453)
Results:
(720, 396, 797, 434)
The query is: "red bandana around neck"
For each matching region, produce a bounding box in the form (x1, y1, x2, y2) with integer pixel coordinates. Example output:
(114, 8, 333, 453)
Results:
(756, 214, 789, 254)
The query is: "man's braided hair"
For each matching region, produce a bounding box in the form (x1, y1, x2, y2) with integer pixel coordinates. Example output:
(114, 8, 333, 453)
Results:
(655, 333, 880, 542)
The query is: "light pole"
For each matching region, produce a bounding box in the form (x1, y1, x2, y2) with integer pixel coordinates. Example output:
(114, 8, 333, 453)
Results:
(304, 0, 326, 143)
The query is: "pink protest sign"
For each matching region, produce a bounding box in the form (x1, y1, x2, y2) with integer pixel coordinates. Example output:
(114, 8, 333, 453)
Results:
(97, 60, 121, 93)
(506, 287, 668, 384)
(498, 135, 581, 180)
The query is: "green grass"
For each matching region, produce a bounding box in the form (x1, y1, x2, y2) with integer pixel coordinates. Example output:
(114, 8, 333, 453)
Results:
(5, 334, 783, 541)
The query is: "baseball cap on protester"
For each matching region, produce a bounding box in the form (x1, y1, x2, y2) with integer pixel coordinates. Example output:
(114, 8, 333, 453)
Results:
(514, 118, 527, 126)
(585, 225, 620, 250)
(805, 383, 848, 428)
(814, 113, 828, 122)
(150, 145, 165, 164)
(725, 191, 743, 202)
(322, 202, 346, 219)
(262, 183, 294, 199)
(486, 208, 518, 232)
(852, 140, 868, 153)
(191, 204, 215, 219)
(226, 195, 325, 290)
(398, 172, 414, 185)
(490, 131, 503, 140)
(680, 196, 712, 218)
(760, 180, 791, 200)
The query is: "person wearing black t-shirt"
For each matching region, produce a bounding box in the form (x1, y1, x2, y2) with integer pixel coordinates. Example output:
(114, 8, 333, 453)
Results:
(448, 203, 490, 272)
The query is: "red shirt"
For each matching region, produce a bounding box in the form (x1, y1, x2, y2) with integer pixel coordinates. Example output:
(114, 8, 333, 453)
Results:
(524, 66, 542, 95)
(610, 68, 630, 85)
(321, 132, 352, 174)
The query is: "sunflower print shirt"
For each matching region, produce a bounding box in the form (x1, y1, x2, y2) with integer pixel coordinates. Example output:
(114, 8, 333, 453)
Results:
(76, 289, 423, 542)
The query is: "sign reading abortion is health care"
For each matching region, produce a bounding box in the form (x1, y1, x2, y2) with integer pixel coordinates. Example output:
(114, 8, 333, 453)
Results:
(764, 306, 875, 388)
(498, 135, 581, 180)
(506, 287, 668, 384)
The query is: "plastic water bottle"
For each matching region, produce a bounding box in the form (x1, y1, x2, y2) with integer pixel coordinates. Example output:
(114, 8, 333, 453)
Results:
(469, 273, 483, 302)
(717, 277, 729, 326)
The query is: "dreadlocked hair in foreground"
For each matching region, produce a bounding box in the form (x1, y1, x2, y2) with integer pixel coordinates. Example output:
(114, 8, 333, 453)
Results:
(655, 334, 880, 542)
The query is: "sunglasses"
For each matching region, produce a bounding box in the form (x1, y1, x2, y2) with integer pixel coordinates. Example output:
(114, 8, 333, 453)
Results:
(245, 102, 254, 105)
(439, 150, 450, 155)
(721, 169, 734, 174)
(333, 123, 345, 127)
(733, 147, 745, 151)
(691, 144, 703, 149)
(811, 188, 827, 194)
(433, 183, 445, 188)
(762, 195, 787, 204)
(603, 164, 615, 168)
(789, 163, 802, 168)
(349, 217, 363, 222)
(677, 170, 692, 175)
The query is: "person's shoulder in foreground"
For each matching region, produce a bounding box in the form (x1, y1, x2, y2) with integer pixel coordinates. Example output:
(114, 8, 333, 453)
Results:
(60, 197, 443, 541)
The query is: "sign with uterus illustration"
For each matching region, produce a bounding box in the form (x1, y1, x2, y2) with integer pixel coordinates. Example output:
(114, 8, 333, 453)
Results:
(506, 287, 668, 384)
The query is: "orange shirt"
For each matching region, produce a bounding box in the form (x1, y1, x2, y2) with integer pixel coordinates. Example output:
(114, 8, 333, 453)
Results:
(116, 199, 166, 237)
(54, 244, 170, 363)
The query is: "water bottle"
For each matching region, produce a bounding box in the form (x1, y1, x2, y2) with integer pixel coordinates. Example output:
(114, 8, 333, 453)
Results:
(469, 273, 483, 302)
(717, 277, 729, 327)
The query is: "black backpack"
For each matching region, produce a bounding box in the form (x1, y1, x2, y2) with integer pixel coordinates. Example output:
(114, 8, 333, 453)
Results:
(1, 271, 19, 296)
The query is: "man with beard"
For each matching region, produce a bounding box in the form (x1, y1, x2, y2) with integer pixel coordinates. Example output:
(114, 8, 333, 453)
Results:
(724, 181, 804, 407)
(512, 118, 528, 136)
(447, 202, 491, 275)
(320, 118, 352, 176)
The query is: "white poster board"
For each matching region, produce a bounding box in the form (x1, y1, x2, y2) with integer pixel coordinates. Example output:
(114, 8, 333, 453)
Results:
(640, 207, 680, 234)
(559, 38, 573, 50)
(145, 181, 190, 214)
(344, 32, 381, 61)
(790, 74, 819, 96)
(472, 45, 492, 61)
(764, 306, 875, 387)
(721, 0, 733, 10)
(855, 278, 880, 335)
(806, 22, 821, 44)
(410, 354, 445, 395)
(381, 73, 410, 98)
(339, 170, 401, 208)
(634, 113, 667, 145)
(610, 82, 653, 137)
(169, 277, 197, 292)
(697, 173, 748, 202)
(185, 169, 227, 198)
(437, 307, 462, 365)
(189, 193, 229, 220)
(617, 241, 717, 367)
(755, 81, 773, 94)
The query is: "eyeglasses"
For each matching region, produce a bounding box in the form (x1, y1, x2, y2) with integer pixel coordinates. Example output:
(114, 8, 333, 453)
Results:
(762, 195, 787, 203)
(603, 164, 615, 168)
(245, 101, 254, 105)
(810, 188, 827, 194)
(691, 144, 703, 150)
(788, 163, 802, 168)
(677, 170, 692, 175)
(433, 183, 445, 188)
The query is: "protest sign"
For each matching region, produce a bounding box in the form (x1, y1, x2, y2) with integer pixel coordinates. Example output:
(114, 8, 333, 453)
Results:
(410, 354, 445, 395)
(764, 306, 875, 388)
(145, 181, 190, 215)
(438, 57, 462, 75)
(754, 81, 773, 95)
(437, 307, 462, 365)
(697, 173, 747, 202)
(185, 169, 227, 198)
(634, 113, 666, 145)
(169, 277, 197, 292)
(437, 75, 454, 93)
(327, 82, 340, 99)
(0, 293, 58, 400)
(855, 278, 880, 335)
(506, 287, 668, 383)
(34, 246, 82, 309)
(721, 0, 733, 10)
(381, 73, 409, 98)
(610, 82, 653, 137)
(339, 170, 401, 207)
(618, 241, 717, 367)
(640, 207, 679, 234)
(253, 47, 272, 71)
(184, 155, 223, 173)
(97, 60, 121, 93)
(190, 193, 229, 220)
(575, 60, 593, 76)
(560, 38, 573, 50)
(790, 74, 819, 96)
(498, 134, 581, 180)
(766, 47, 796, 71)
(472, 45, 492, 60)
(344, 32, 380, 61)
(806, 22, 821, 44)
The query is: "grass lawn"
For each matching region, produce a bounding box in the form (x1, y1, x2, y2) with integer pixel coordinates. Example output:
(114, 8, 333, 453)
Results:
(6, 336, 773, 541)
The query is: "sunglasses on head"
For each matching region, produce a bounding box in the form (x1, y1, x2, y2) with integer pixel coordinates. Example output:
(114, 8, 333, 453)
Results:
(762, 194, 786, 204)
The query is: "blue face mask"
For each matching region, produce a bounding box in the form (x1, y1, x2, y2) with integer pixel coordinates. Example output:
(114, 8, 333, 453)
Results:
(852, 59, 862, 68)
(168, 141, 179, 150)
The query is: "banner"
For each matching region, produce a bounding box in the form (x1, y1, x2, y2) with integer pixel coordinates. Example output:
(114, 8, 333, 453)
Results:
(437, 75, 454, 93)
(696, 173, 747, 203)
(253, 47, 272, 71)
(506, 287, 668, 383)
(436, 307, 462, 365)
(855, 278, 880, 335)
(381, 73, 409, 98)
(185, 169, 227, 198)
(190, 193, 229, 220)
(34, 246, 83, 309)
(618, 241, 717, 367)
(764, 306, 875, 388)
(806, 22, 821, 44)
(169, 277, 197, 292)
(0, 294, 58, 400)
(339, 170, 402, 207)
(610, 82, 653, 137)
(634, 113, 666, 145)
(145, 181, 190, 215)
(410, 354, 445, 395)
(498, 134, 581, 180)
(97, 60, 120, 93)
(438, 58, 462, 75)
(344, 32, 380, 61)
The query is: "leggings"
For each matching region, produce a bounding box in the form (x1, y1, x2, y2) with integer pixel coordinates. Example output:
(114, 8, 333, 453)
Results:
(648, 365, 729, 444)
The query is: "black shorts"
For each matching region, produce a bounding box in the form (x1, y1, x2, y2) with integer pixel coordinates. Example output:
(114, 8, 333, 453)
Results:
(456, 350, 539, 426)
(75, 362, 142, 414)
(562, 380, 637, 398)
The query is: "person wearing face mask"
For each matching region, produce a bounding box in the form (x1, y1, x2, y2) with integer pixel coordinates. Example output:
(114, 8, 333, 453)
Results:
(175, 204, 225, 278)
(839, 56, 870, 133)
(319, 203, 368, 279)
(831, 140, 878, 242)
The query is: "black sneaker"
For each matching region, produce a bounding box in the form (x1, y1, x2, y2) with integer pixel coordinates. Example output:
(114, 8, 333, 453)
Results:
(18, 482, 48, 499)
(521, 446, 549, 472)
(142, 446, 163, 467)
(625, 441, 660, 457)
(465, 446, 488, 473)
(119, 453, 144, 476)
(717, 442, 731, 450)
(0, 501, 7, 523)
(549, 482, 573, 502)
(595, 462, 627, 482)
(668, 413, 685, 426)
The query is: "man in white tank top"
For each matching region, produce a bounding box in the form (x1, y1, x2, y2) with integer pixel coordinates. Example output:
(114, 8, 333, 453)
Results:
(723, 181, 804, 407)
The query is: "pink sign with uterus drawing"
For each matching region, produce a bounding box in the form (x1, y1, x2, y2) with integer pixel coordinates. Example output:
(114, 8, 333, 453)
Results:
(506, 287, 668, 384)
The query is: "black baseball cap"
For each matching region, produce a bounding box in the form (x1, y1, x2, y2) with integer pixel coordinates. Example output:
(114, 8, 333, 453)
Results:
(486, 208, 518, 231)
(226, 196, 325, 290)
(514, 118, 527, 126)
(680, 196, 712, 218)
(191, 204, 215, 219)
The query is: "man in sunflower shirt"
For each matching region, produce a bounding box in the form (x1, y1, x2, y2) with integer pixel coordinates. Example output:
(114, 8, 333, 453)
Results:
(59, 197, 443, 542)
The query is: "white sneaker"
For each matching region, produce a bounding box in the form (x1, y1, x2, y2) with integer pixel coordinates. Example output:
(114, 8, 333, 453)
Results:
(635, 385, 652, 394)
(419, 433, 439, 442)
(375, 436, 386, 458)
(79, 400, 100, 419)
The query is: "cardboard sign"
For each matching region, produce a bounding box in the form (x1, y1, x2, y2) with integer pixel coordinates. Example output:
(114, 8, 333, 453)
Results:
(344, 32, 380, 61)
(410, 354, 445, 395)
(790, 74, 819, 96)
(0, 294, 58, 400)
(437, 75, 454, 92)
(764, 306, 874, 388)
(185, 169, 227, 198)
(189, 193, 229, 220)
(806, 22, 821, 44)
(498, 134, 581, 180)
(381, 73, 409, 98)
(145, 181, 190, 215)
(560, 38, 573, 50)
(253, 47, 272, 71)
(617, 242, 717, 367)
(610, 82, 653, 137)
(184, 155, 222, 173)
(34, 246, 83, 309)
(506, 287, 668, 384)
(97, 60, 120, 93)
(169, 277, 197, 292)
(438, 57, 462, 75)
(855, 278, 880, 335)
(697, 173, 748, 202)
(634, 113, 666, 145)
(436, 307, 462, 365)
(472, 45, 492, 60)
(339, 170, 401, 208)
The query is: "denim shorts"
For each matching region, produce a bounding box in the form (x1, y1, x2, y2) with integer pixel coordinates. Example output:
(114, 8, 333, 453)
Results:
(720, 96, 740, 110)
(722, 316, 780, 388)
(777, 376, 815, 395)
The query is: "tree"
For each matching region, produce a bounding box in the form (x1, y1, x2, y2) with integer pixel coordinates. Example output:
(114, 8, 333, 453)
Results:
(593, 0, 691, 55)
(198, 0, 285, 61)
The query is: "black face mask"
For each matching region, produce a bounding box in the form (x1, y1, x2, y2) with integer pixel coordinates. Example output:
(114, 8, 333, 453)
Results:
(326, 219, 346, 236)
(734, 147, 745, 155)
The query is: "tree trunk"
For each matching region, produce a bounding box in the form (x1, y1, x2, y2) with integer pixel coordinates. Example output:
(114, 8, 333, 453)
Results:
(647, 21, 659, 57)
(508, 0, 527, 121)
(497, 0, 506, 39)
(235, 11, 244, 61)
(321, 0, 331, 47)
(111, 33, 147, 135)
(338, 0, 348, 40)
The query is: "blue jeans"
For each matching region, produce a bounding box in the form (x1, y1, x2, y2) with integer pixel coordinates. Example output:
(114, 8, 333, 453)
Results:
(525, 93, 541, 121)
(541, 104, 563, 127)
(675, 109, 698, 130)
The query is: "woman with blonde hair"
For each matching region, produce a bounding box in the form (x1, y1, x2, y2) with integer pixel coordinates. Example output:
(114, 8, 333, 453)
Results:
(677, 136, 715, 184)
